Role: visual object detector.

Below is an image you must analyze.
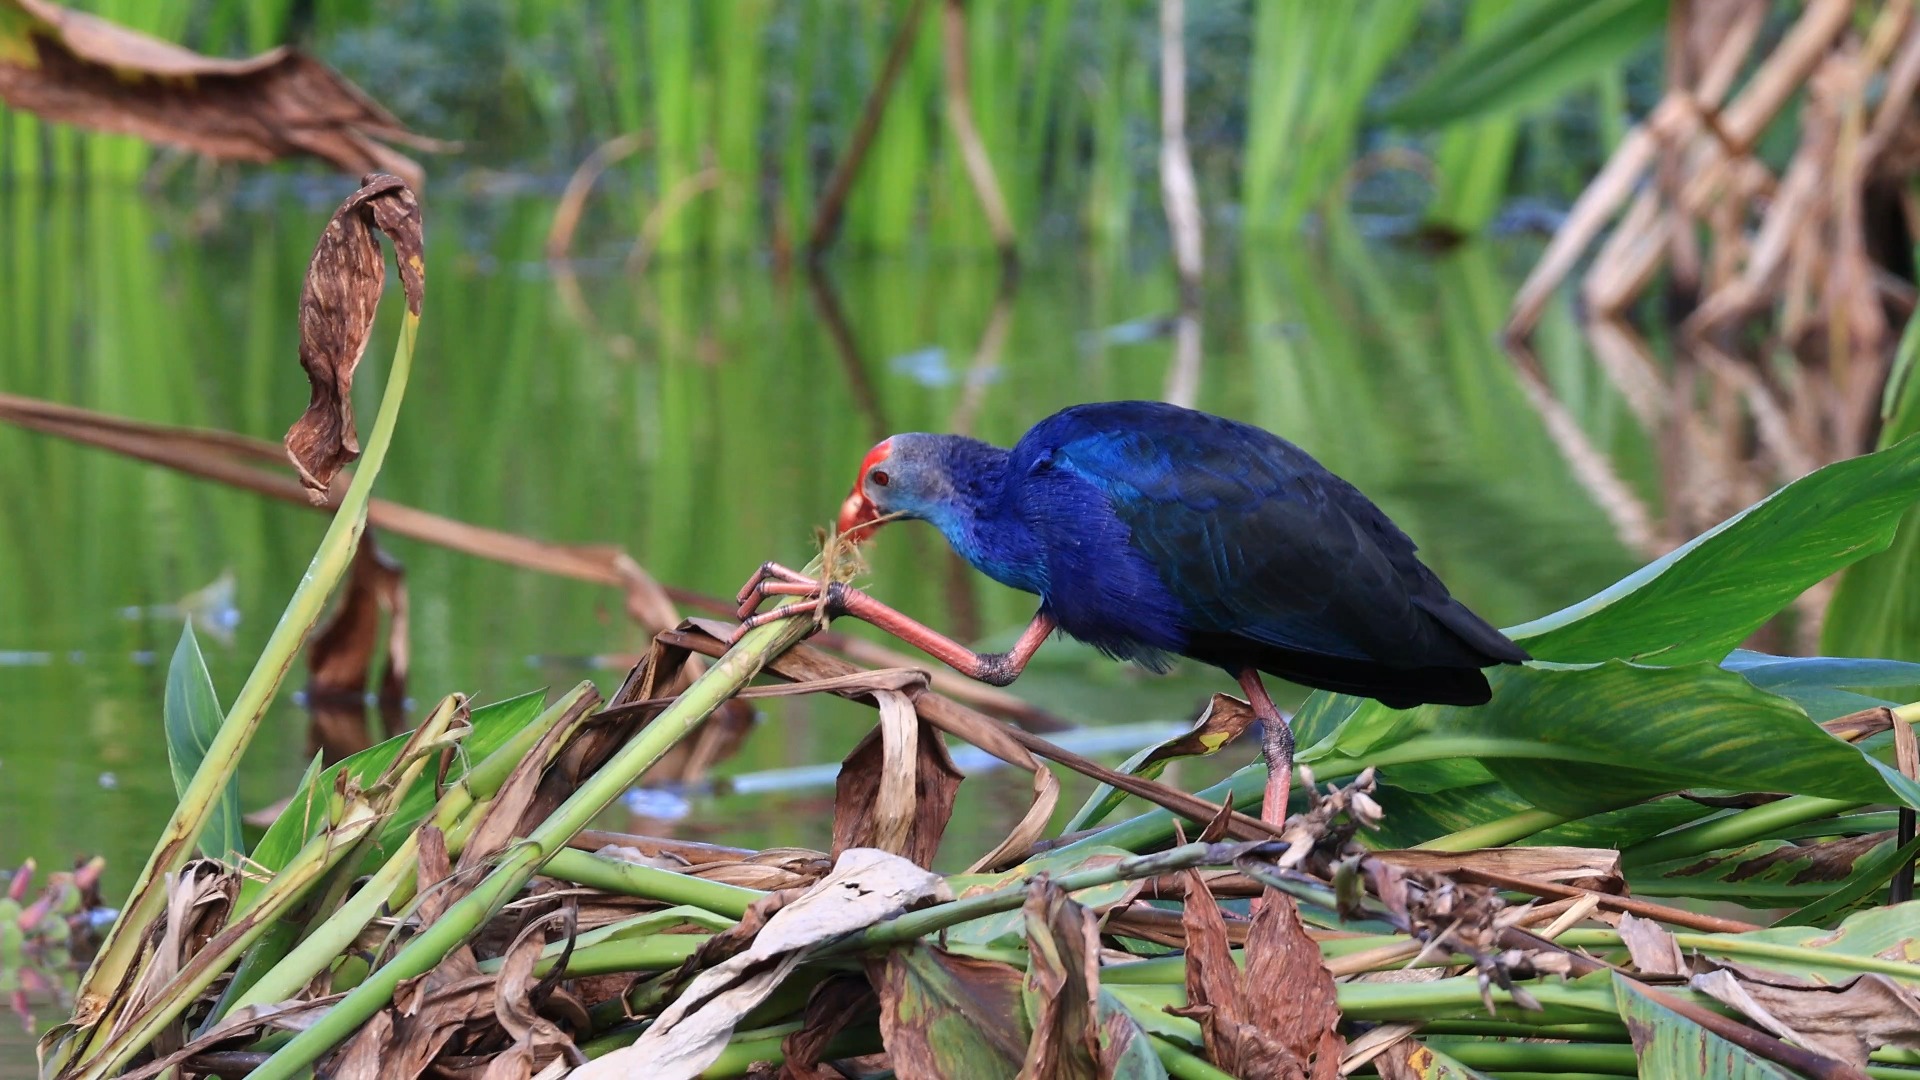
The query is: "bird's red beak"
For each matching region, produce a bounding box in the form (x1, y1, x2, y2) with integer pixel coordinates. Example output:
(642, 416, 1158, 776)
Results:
(836, 439, 892, 544)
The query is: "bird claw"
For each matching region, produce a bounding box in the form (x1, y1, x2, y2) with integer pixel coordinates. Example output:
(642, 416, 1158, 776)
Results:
(731, 562, 835, 643)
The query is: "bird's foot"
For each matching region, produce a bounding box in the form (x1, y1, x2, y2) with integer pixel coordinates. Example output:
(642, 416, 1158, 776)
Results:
(731, 561, 851, 642)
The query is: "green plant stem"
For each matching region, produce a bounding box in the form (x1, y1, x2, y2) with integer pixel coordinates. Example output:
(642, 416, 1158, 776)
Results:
(249, 587, 821, 1080)
(1152, 1037, 1237, 1080)
(1624, 797, 1866, 867)
(541, 848, 763, 918)
(478, 933, 707, 978)
(1423, 1037, 1637, 1073)
(1417, 807, 1573, 850)
(64, 311, 421, 1074)
(844, 842, 1252, 952)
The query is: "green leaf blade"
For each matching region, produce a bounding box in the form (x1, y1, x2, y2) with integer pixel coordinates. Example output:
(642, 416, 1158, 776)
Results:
(164, 623, 242, 863)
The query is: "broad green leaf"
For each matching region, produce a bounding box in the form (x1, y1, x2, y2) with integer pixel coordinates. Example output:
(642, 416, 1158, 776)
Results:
(164, 623, 242, 862)
(1507, 434, 1920, 665)
(1614, 973, 1799, 1080)
(1377, 0, 1667, 129)
(1314, 662, 1920, 818)
(239, 689, 545, 912)
(1824, 303, 1920, 663)
(1722, 651, 1920, 721)
(944, 847, 1141, 949)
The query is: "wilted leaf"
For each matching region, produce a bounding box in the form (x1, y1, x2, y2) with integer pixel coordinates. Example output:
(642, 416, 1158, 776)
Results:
(832, 694, 963, 868)
(329, 828, 492, 1080)
(483, 909, 584, 1079)
(1019, 879, 1102, 1079)
(1377, 846, 1623, 893)
(163, 623, 242, 862)
(869, 942, 1028, 1080)
(0, 0, 439, 187)
(1508, 433, 1920, 665)
(1615, 973, 1802, 1080)
(1692, 964, 1920, 1067)
(778, 976, 876, 1080)
(1172, 872, 1341, 1079)
(1067, 692, 1257, 832)
(306, 529, 408, 707)
(1618, 912, 1688, 977)
(576, 848, 949, 1080)
(285, 173, 425, 499)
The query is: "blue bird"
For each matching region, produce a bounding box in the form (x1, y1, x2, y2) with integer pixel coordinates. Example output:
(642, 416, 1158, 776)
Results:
(737, 401, 1529, 824)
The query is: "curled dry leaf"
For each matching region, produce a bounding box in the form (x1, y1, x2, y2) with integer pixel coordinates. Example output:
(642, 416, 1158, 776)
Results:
(285, 173, 425, 500)
(1018, 878, 1102, 1080)
(1378, 845, 1625, 895)
(1618, 912, 1690, 977)
(481, 909, 586, 1080)
(832, 694, 964, 868)
(1692, 964, 1920, 1068)
(329, 828, 496, 1080)
(0, 0, 441, 188)
(777, 975, 877, 1080)
(1172, 872, 1342, 1079)
(576, 848, 949, 1080)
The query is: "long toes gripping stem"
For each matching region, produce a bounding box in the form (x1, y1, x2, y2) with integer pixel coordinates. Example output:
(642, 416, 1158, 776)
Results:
(734, 561, 822, 617)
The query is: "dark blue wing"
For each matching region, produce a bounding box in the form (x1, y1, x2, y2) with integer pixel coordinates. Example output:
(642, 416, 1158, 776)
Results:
(1019, 402, 1500, 668)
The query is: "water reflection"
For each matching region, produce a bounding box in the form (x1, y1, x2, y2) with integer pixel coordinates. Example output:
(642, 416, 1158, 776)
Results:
(0, 183, 1644, 912)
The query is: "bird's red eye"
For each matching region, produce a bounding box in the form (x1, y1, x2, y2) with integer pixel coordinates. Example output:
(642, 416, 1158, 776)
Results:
(869, 469, 891, 488)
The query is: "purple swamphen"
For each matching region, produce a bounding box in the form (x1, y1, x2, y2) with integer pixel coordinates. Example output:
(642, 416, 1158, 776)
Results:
(736, 401, 1529, 826)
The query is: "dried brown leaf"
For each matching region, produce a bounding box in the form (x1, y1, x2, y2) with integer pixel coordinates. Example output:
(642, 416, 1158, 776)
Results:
(778, 975, 876, 1080)
(285, 173, 424, 499)
(1376, 846, 1623, 892)
(576, 849, 950, 1080)
(1618, 912, 1690, 977)
(0, 0, 440, 188)
(1017, 879, 1102, 1080)
(1693, 963, 1920, 1067)
(833, 697, 964, 868)
(1173, 871, 1342, 1079)
(480, 909, 584, 1080)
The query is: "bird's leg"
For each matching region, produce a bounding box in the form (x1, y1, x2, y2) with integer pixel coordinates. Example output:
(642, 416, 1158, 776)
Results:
(734, 561, 1055, 687)
(1237, 668, 1295, 828)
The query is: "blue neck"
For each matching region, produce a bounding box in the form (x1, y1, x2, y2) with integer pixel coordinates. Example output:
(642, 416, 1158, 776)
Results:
(915, 443, 1049, 596)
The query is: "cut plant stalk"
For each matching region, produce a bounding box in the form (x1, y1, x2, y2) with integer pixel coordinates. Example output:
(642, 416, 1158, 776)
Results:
(225, 680, 601, 1014)
(76, 804, 379, 1080)
(248, 575, 823, 1080)
(56, 278, 421, 1078)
